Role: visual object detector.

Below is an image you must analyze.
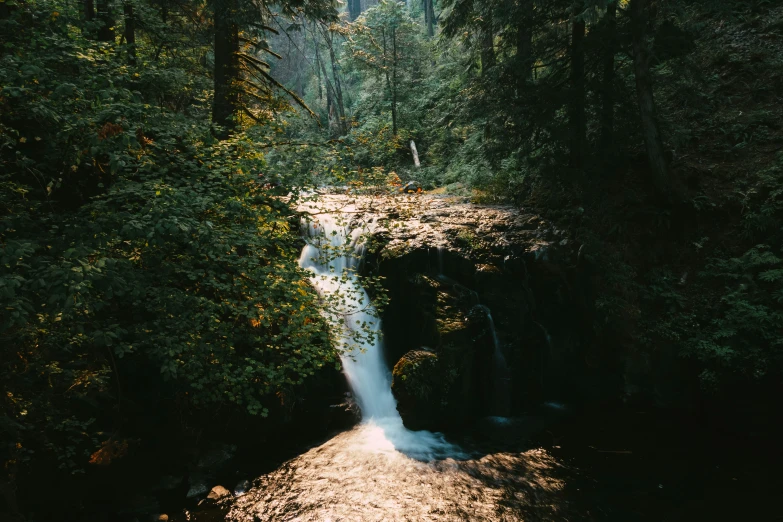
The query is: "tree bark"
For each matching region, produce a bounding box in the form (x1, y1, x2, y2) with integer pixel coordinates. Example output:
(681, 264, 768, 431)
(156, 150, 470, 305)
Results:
(316, 39, 340, 136)
(391, 25, 398, 135)
(322, 27, 348, 135)
(212, 0, 239, 138)
(516, 0, 533, 84)
(599, 1, 616, 155)
(96, 0, 115, 42)
(481, 7, 495, 75)
(630, 0, 670, 197)
(568, 9, 586, 168)
(123, 1, 136, 64)
(424, 0, 435, 37)
(84, 0, 95, 22)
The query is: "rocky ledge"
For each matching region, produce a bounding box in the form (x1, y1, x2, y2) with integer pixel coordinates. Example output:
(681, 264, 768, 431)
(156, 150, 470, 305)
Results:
(300, 194, 600, 430)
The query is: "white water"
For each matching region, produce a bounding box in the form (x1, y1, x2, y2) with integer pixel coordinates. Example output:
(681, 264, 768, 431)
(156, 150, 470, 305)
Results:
(298, 208, 458, 460)
(475, 305, 512, 417)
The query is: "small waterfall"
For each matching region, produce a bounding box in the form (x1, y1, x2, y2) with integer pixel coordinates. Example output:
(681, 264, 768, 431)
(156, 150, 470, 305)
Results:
(299, 210, 458, 459)
(476, 305, 512, 417)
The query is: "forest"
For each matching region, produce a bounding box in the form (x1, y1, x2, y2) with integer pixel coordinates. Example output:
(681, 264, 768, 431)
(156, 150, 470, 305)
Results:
(1, 0, 781, 520)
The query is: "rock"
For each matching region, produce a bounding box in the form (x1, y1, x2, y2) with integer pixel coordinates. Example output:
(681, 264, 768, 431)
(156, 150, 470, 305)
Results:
(152, 515, 168, 522)
(234, 479, 252, 497)
(392, 350, 455, 430)
(207, 485, 231, 500)
(327, 392, 361, 430)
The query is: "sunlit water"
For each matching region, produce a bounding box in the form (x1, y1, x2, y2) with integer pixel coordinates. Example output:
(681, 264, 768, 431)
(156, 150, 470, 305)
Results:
(296, 207, 458, 460)
(226, 204, 577, 521)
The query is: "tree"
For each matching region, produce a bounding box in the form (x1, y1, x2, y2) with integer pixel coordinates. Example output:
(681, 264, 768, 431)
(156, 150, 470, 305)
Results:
(211, 0, 240, 137)
(630, 0, 670, 197)
(568, 3, 586, 168)
(96, 0, 115, 42)
(123, 1, 137, 64)
(347, 1, 420, 137)
(599, 0, 616, 155)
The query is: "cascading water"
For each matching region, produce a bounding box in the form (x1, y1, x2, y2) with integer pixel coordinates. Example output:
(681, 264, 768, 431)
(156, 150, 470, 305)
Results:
(476, 305, 512, 417)
(298, 208, 457, 460)
(225, 199, 583, 522)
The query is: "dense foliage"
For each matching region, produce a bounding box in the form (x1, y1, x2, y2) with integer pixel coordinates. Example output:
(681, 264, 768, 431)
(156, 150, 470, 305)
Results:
(2, 0, 782, 516)
(264, 0, 782, 400)
(0, 0, 344, 502)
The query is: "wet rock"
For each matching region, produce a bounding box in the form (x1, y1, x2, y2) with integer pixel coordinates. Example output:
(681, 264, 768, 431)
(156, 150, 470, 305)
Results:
(207, 485, 231, 501)
(328, 392, 361, 430)
(392, 350, 456, 430)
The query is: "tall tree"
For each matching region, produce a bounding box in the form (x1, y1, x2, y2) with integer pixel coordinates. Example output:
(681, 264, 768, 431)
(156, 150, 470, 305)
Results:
(123, 1, 137, 64)
(424, 0, 436, 37)
(84, 0, 95, 23)
(347, 1, 420, 137)
(96, 0, 114, 42)
(599, 0, 616, 155)
(568, 5, 586, 168)
(630, 0, 670, 196)
(516, 0, 533, 84)
(212, 0, 240, 138)
(319, 24, 349, 136)
(480, 3, 495, 74)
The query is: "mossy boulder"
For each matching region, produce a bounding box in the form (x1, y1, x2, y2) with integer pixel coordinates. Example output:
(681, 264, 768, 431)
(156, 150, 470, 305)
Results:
(391, 350, 456, 430)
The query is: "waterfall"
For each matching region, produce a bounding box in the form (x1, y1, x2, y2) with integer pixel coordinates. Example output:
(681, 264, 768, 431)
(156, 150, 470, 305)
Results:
(476, 305, 512, 417)
(299, 210, 459, 460)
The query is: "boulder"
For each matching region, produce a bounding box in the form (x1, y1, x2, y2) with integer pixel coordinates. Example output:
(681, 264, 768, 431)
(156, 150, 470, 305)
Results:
(392, 350, 456, 430)
(207, 485, 231, 501)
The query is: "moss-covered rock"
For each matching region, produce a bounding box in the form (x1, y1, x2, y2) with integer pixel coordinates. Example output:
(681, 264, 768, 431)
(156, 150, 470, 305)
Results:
(391, 350, 456, 430)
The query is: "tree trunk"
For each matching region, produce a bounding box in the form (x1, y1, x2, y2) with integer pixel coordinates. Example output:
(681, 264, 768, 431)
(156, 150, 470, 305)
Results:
(569, 10, 586, 168)
(391, 26, 398, 135)
(599, 1, 616, 155)
(84, 0, 95, 22)
(123, 1, 136, 64)
(317, 41, 340, 136)
(516, 0, 533, 84)
(212, 0, 239, 138)
(630, 0, 670, 197)
(323, 28, 348, 136)
(424, 0, 435, 37)
(96, 0, 115, 42)
(481, 7, 495, 75)
(314, 26, 323, 102)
